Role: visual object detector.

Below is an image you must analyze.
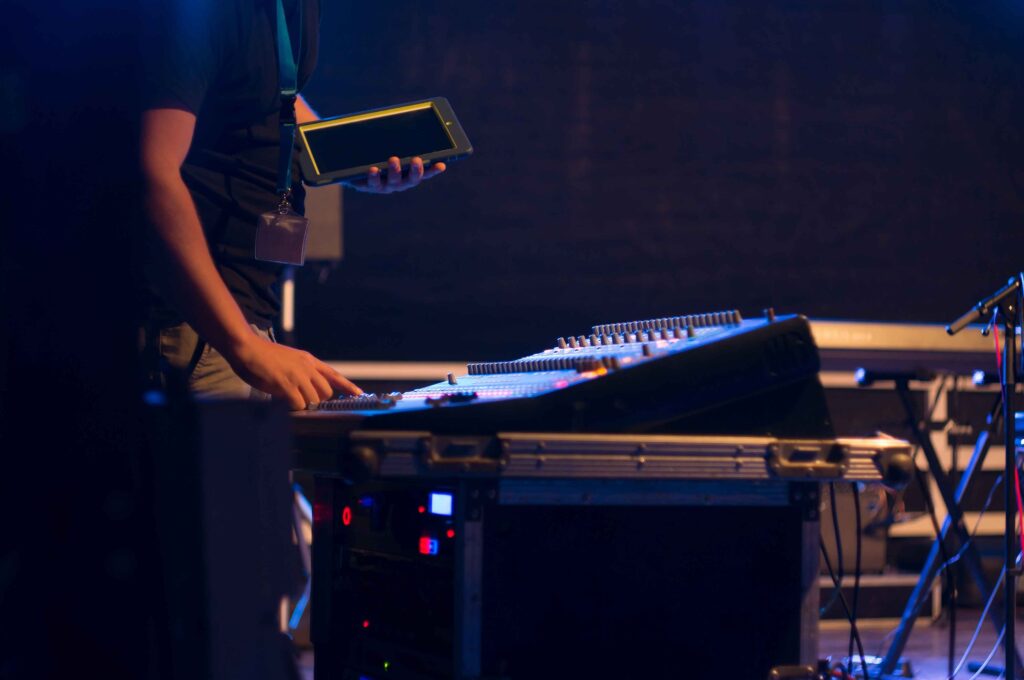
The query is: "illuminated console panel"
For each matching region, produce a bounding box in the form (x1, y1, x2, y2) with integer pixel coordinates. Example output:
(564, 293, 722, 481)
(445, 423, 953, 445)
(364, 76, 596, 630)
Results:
(302, 311, 830, 437)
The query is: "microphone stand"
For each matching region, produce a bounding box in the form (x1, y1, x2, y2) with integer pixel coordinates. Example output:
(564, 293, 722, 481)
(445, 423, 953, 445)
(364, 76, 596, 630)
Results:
(948, 273, 1024, 678)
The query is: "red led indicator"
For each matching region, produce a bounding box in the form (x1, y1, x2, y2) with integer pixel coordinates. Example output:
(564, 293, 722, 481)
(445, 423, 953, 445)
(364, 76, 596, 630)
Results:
(362, 619, 370, 629)
(417, 505, 426, 514)
(446, 529, 455, 539)
(418, 536, 439, 555)
(341, 506, 352, 527)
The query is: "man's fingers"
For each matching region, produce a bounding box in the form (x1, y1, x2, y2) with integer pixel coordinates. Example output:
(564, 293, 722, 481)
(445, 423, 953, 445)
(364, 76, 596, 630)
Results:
(423, 161, 446, 180)
(297, 380, 321, 408)
(349, 158, 444, 194)
(407, 157, 425, 185)
(283, 387, 306, 411)
(386, 157, 402, 186)
(368, 166, 385, 191)
(311, 372, 334, 402)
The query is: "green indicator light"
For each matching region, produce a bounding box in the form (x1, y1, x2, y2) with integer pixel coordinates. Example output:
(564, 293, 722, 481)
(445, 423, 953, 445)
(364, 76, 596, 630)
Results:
(383, 661, 390, 671)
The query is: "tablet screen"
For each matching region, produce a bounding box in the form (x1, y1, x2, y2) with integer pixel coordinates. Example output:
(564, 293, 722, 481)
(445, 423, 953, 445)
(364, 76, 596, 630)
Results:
(302, 105, 456, 174)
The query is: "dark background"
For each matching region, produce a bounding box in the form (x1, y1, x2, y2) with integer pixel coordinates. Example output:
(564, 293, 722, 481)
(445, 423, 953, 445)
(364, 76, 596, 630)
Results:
(298, 0, 1024, 361)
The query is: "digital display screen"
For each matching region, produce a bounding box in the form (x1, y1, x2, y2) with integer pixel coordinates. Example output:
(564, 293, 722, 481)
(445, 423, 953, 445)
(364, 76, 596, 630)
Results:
(303, 106, 455, 173)
(429, 492, 453, 516)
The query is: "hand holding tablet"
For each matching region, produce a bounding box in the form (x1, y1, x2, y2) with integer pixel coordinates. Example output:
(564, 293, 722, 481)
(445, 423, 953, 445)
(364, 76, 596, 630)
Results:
(298, 97, 472, 189)
(343, 155, 447, 194)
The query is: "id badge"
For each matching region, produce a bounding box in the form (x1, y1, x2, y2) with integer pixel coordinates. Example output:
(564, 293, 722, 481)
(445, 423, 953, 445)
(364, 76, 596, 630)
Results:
(255, 200, 309, 265)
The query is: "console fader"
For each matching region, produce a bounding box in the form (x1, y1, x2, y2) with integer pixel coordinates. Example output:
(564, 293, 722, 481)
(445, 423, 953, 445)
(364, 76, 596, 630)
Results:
(300, 310, 832, 438)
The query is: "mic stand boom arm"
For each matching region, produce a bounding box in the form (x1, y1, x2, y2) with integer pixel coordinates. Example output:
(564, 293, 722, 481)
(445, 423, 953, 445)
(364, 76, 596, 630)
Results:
(946, 276, 1021, 337)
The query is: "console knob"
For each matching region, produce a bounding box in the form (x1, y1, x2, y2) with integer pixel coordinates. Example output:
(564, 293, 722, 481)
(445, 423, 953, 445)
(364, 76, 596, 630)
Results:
(447, 373, 458, 385)
(686, 324, 696, 339)
(557, 337, 567, 349)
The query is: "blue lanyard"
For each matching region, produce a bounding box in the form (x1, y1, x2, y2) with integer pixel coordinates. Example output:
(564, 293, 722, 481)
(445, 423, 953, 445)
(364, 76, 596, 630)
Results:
(275, 0, 301, 197)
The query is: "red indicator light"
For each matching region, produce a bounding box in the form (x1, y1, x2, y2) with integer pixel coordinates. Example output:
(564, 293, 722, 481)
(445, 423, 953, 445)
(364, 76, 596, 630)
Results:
(313, 502, 330, 524)
(418, 536, 439, 555)
(362, 619, 370, 629)
(341, 506, 352, 527)
(446, 529, 455, 539)
(417, 505, 426, 514)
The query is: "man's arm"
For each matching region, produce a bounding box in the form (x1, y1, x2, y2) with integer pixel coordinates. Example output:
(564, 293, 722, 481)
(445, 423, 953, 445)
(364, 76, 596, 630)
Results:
(140, 107, 360, 408)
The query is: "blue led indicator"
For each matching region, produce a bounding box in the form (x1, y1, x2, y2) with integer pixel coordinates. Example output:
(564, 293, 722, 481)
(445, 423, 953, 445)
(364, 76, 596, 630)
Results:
(429, 492, 453, 516)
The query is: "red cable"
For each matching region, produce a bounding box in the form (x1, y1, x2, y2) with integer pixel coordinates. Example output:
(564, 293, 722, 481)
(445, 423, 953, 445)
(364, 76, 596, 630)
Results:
(994, 313, 1003, 374)
(1015, 465, 1024, 559)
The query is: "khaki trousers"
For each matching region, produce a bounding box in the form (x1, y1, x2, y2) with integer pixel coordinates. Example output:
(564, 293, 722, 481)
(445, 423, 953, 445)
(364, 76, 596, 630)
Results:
(152, 322, 273, 400)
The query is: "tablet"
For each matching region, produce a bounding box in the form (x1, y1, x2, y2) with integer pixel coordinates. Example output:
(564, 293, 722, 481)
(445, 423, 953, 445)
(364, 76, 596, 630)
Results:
(298, 97, 473, 186)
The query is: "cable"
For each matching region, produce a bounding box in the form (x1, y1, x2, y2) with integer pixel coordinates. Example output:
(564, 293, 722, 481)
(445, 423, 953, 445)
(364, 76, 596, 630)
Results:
(928, 472, 1004, 679)
(874, 430, 1005, 676)
(849, 482, 862, 672)
(966, 625, 1006, 680)
(951, 566, 1005, 677)
(830, 483, 846, 589)
(950, 558, 1011, 678)
(950, 526, 958, 679)
(1016, 464, 1024, 566)
(940, 475, 1004, 573)
(820, 536, 869, 678)
(908, 437, 962, 678)
(819, 489, 868, 680)
(820, 483, 846, 620)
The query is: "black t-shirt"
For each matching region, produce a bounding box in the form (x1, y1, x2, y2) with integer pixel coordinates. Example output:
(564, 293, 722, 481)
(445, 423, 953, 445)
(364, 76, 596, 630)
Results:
(142, 0, 320, 328)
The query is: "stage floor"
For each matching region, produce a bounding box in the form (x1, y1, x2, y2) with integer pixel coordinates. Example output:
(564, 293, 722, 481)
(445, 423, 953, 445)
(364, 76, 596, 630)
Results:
(297, 612, 1024, 679)
(819, 613, 1022, 679)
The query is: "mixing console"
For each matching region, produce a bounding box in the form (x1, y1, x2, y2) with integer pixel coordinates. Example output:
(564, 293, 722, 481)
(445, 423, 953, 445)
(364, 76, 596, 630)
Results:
(299, 310, 832, 437)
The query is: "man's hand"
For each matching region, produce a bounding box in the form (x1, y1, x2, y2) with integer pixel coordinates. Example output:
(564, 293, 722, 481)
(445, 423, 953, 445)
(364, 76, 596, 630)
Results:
(344, 156, 446, 194)
(226, 335, 362, 410)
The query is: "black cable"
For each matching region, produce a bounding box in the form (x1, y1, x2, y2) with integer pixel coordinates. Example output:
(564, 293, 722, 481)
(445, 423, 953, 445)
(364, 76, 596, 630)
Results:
(826, 482, 867, 678)
(829, 482, 845, 592)
(820, 483, 847, 619)
(949, 549, 957, 679)
(820, 539, 869, 679)
(819, 579, 844, 618)
(850, 483, 863, 672)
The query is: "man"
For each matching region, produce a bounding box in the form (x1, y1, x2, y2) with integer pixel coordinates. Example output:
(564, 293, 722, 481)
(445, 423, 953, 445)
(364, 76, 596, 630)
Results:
(140, 0, 444, 409)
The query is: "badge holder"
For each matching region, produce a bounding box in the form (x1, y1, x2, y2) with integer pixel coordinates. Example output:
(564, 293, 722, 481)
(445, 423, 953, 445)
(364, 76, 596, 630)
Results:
(255, 188, 309, 265)
(255, 0, 308, 266)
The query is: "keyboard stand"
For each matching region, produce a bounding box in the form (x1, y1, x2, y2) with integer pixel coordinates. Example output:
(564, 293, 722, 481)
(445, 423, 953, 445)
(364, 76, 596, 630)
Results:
(875, 380, 1023, 677)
